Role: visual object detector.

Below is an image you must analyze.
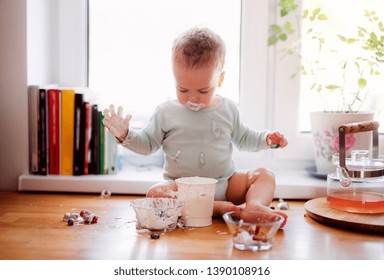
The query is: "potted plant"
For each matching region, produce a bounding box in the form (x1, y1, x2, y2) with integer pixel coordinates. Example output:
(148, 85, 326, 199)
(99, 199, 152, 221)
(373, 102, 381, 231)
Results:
(268, 0, 384, 174)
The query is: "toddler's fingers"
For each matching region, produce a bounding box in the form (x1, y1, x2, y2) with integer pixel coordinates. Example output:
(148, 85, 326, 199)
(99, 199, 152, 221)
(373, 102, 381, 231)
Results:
(102, 108, 111, 118)
(278, 134, 287, 147)
(124, 114, 132, 126)
(274, 210, 288, 229)
(274, 131, 283, 138)
(108, 104, 116, 117)
(267, 132, 278, 146)
(280, 137, 288, 148)
(102, 117, 110, 128)
(117, 106, 124, 118)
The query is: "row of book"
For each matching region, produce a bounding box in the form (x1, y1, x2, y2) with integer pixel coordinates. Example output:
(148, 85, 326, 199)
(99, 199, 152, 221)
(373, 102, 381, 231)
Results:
(28, 85, 117, 176)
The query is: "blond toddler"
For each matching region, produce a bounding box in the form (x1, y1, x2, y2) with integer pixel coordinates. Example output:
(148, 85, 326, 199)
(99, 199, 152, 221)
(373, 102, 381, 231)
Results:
(103, 27, 288, 228)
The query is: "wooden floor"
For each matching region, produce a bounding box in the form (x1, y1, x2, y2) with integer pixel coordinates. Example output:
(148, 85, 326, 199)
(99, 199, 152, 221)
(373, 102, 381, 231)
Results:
(0, 190, 383, 260)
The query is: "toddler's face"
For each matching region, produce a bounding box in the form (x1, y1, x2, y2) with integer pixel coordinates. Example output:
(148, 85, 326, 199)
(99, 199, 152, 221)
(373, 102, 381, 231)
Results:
(173, 62, 224, 111)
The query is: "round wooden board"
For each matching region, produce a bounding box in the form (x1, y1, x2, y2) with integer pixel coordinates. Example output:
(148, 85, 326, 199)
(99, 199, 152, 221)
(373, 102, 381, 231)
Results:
(304, 197, 384, 233)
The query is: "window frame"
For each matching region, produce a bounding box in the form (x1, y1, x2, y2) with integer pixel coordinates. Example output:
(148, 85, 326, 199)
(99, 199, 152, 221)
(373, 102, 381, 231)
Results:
(27, 0, 88, 87)
(239, 0, 315, 162)
(267, 0, 315, 161)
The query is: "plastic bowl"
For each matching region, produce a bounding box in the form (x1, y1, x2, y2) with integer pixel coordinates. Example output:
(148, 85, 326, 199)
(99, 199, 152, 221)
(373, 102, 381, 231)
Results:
(223, 211, 283, 251)
(131, 198, 183, 231)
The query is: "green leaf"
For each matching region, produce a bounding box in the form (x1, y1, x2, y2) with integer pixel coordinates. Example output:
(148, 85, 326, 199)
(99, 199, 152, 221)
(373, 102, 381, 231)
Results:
(338, 35, 347, 42)
(278, 0, 298, 17)
(279, 33, 288, 41)
(379, 22, 384, 31)
(300, 65, 307, 75)
(325, 85, 341, 91)
(271, 24, 282, 34)
(281, 9, 288, 17)
(317, 14, 328, 20)
(283, 21, 294, 33)
(358, 26, 368, 34)
(369, 32, 379, 47)
(354, 62, 361, 71)
(312, 8, 321, 17)
(358, 78, 367, 89)
(268, 35, 278, 46)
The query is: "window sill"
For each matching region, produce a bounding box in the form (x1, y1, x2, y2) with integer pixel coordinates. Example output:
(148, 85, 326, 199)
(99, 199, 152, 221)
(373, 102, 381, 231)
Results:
(18, 161, 327, 199)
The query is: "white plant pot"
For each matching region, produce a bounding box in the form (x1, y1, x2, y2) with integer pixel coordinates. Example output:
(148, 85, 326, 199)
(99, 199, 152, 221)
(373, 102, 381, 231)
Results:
(310, 111, 375, 175)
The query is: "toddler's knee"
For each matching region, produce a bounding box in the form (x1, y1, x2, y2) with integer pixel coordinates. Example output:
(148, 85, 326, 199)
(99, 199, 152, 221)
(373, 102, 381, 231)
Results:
(258, 168, 275, 179)
(146, 182, 177, 198)
(247, 168, 275, 185)
(146, 187, 160, 197)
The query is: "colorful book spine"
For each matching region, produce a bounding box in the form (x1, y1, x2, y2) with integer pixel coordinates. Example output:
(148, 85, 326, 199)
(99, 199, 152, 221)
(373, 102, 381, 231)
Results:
(83, 101, 91, 175)
(60, 89, 75, 175)
(73, 93, 85, 176)
(103, 122, 109, 174)
(99, 112, 105, 175)
(90, 104, 100, 174)
(107, 131, 118, 174)
(48, 89, 60, 175)
(28, 86, 39, 174)
(38, 88, 48, 175)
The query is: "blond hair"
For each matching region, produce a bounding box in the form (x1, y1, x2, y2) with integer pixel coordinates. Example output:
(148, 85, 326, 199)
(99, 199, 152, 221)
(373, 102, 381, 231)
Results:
(172, 27, 226, 70)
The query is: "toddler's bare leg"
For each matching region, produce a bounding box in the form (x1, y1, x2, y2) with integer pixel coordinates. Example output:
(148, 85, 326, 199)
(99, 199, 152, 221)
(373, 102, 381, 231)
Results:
(146, 181, 178, 198)
(213, 201, 241, 217)
(226, 168, 288, 228)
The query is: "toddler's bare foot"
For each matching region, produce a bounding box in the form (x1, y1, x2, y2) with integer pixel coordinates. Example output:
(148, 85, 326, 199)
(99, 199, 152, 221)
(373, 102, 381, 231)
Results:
(213, 201, 241, 217)
(274, 210, 288, 229)
(244, 204, 288, 229)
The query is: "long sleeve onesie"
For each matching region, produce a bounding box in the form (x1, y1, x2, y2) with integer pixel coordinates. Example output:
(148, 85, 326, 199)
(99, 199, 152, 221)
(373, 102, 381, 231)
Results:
(121, 96, 269, 200)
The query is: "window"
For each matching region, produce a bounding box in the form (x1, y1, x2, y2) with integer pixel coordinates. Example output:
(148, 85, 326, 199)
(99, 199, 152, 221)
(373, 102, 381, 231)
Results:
(89, 0, 284, 165)
(299, 0, 384, 131)
(272, 0, 384, 161)
(29, 0, 383, 166)
(88, 0, 241, 125)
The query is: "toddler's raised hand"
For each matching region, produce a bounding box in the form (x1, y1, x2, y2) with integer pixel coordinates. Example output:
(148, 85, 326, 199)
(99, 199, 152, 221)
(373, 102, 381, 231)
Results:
(266, 131, 288, 149)
(102, 104, 132, 142)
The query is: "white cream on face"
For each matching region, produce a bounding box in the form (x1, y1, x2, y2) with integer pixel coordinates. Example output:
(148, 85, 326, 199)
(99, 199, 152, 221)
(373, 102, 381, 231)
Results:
(185, 101, 207, 111)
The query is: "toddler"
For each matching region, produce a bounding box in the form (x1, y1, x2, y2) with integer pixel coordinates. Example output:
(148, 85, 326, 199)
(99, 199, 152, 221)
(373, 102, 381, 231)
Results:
(103, 27, 288, 228)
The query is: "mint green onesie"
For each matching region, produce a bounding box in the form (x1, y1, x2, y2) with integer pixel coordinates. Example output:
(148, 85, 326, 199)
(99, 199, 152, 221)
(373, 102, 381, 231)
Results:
(121, 96, 269, 201)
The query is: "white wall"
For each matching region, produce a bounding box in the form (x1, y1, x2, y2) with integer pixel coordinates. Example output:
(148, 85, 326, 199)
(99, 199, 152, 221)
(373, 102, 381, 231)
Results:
(0, 0, 28, 190)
